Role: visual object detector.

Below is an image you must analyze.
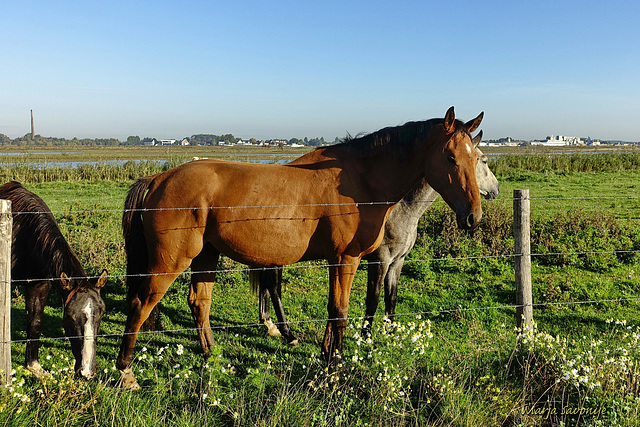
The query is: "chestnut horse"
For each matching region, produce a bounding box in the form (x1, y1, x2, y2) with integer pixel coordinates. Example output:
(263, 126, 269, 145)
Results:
(257, 132, 499, 343)
(0, 181, 107, 379)
(118, 107, 483, 389)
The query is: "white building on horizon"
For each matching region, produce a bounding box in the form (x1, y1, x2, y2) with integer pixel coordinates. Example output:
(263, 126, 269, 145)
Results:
(542, 135, 585, 146)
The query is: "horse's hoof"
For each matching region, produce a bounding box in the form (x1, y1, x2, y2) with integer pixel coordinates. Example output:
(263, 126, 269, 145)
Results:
(264, 320, 282, 337)
(27, 362, 52, 380)
(118, 368, 141, 391)
(287, 339, 299, 346)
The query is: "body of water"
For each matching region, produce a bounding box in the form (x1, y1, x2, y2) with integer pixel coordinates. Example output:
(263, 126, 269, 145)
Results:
(0, 158, 289, 168)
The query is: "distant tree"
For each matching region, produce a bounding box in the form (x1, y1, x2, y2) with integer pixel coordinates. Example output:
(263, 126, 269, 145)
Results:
(0, 134, 11, 145)
(126, 135, 141, 145)
(191, 134, 218, 145)
(220, 134, 239, 144)
(307, 137, 325, 147)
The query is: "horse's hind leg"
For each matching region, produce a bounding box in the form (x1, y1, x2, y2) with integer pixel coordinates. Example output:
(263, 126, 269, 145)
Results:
(188, 244, 219, 358)
(262, 267, 298, 345)
(24, 281, 52, 377)
(258, 272, 279, 337)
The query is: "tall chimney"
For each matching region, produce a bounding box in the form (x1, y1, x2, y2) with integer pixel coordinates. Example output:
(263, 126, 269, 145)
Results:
(30, 110, 34, 140)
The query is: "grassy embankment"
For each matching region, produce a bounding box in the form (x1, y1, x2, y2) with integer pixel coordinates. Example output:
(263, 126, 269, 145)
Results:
(1, 148, 639, 426)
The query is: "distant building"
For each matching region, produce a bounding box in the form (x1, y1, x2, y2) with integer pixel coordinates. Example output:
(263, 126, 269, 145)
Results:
(542, 135, 585, 146)
(267, 139, 288, 146)
(159, 139, 176, 146)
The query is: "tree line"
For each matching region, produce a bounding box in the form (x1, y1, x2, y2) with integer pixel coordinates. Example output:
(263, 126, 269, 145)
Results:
(0, 133, 338, 147)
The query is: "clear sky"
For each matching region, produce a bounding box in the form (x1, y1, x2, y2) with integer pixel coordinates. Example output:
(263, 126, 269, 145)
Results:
(1, 1, 639, 142)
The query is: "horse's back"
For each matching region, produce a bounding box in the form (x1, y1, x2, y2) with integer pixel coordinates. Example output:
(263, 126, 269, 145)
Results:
(0, 180, 83, 280)
(139, 158, 381, 266)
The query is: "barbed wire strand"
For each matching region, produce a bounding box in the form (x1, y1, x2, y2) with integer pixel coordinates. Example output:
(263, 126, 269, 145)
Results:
(5, 194, 640, 216)
(4, 295, 640, 346)
(7, 249, 640, 284)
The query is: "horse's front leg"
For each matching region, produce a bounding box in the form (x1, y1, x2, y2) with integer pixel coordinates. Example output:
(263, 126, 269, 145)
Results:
(24, 280, 52, 377)
(384, 258, 405, 321)
(322, 257, 359, 363)
(117, 269, 184, 390)
(188, 247, 219, 357)
(363, 254, 390, 337)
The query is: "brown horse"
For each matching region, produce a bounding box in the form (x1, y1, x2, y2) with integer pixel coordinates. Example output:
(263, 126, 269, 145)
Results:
(118, 107, 483, 389)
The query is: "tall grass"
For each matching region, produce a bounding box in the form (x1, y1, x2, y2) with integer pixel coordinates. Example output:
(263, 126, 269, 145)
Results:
(489, 151, 640, 174)
(0, 159, 185, 183)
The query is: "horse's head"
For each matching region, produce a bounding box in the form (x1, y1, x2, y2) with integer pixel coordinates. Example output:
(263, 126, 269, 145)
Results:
(473, 131, 500, 201)
(60, 270, 107, 379)
(424, 107, 484, 229)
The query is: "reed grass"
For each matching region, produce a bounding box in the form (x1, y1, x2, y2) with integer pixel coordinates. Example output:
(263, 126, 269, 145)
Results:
(489, 151, 640, 174)
(0, 150, 638, 184)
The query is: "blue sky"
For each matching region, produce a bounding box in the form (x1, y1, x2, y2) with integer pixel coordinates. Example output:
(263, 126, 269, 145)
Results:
(1, 1, 639, 141)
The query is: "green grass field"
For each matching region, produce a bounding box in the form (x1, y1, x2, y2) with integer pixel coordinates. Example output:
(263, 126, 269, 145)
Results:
(2, 148, 640, 426)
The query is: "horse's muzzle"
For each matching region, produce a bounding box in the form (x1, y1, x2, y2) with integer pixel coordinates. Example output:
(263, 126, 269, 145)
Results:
(458, 209, 482, 229)
(480, 186, 500, 201)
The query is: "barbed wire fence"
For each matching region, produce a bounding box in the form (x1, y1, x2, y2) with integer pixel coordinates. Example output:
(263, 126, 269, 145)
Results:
(1, 190, 640, 380)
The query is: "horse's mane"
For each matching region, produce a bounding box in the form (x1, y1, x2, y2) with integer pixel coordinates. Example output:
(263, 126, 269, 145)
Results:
(0, 181, 86, 281)
(324, 118, 447, 162)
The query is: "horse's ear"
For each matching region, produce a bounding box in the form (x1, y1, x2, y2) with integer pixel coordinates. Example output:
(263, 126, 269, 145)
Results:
(60, 272, 73, 291)
(465, 112, 484, 133)
(95, 269, 108, 289)
(471, 130, 483, 148)
(443, 106, 456, 134)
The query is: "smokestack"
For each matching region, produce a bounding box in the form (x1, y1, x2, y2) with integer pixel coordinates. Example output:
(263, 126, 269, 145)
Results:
(30, 110, 34, 140)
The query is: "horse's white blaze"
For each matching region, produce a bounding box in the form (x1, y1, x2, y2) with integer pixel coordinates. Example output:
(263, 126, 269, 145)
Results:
(465, 141, 473, 155)
(80, 300, 95, 377)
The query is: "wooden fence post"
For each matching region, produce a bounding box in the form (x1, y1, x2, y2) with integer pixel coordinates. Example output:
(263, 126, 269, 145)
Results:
(0, 199, 12, 385)
(514, 189, 533, 328)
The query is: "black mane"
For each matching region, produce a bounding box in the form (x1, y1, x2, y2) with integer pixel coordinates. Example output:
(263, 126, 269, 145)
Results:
(325, 117, 470, 163)
(0, 181, 86, 284)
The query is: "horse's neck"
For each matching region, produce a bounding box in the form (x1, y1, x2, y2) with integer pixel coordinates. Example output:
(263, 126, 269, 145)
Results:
(293, 144, 432, 204)
(403, 180, 439, 204)
(351, 150, 431, 204)
(48, 243, 86, 288)
(395, 182, 439, 218)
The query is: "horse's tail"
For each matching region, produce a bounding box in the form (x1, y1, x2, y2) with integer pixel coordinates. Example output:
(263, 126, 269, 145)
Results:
(122, 176, 156, 299)
(249, 270, 261, 295)
(248, 267, 283, 295)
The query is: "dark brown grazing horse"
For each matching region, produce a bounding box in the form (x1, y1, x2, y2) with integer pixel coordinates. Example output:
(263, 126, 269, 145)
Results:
(118, 107, 483, 389)
(0, 181, 108, 379)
